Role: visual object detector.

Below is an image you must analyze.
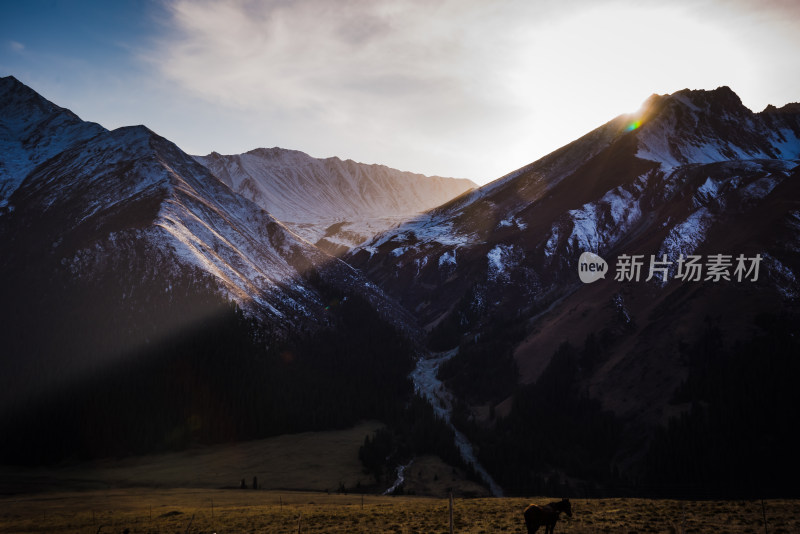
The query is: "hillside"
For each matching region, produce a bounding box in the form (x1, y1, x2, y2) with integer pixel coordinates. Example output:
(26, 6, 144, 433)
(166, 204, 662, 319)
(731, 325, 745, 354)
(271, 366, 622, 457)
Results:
(196, 148, 475, 254)
(348, 86, 800, 496)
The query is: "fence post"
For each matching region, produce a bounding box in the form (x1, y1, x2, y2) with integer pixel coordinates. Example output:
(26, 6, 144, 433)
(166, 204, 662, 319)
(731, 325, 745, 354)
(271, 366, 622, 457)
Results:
(681, 502, 686, 534)
(449, 492, 454, 534)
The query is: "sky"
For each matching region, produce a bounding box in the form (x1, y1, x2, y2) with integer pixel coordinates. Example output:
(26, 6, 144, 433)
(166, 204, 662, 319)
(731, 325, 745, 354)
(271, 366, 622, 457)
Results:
(2, 0, 800, 185)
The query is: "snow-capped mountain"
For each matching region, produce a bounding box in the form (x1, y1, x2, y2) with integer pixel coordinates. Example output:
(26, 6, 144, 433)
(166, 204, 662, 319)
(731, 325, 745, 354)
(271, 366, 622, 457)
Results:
(1, 77, 435, 468)
(4, 74, 799, 493)
(0, 75, 430, 430)
(195, 148, 475, 255)
(0, 77, 105, 205)
(0, 77, 412, 346)
(348, 86, 800, 421)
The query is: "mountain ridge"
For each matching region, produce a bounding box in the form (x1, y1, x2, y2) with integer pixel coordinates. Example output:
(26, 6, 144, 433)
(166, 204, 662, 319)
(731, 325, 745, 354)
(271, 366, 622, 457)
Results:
(348, 86, 800, 326)
(3, 75, 800, 496)
(0, 75, 106, 204)
(346, 86, 800, 494)
(0, 76, 421, 412)
(195, 147, 476, 254)
(0, 75, 417, 331)
(1, 78, 448, 475)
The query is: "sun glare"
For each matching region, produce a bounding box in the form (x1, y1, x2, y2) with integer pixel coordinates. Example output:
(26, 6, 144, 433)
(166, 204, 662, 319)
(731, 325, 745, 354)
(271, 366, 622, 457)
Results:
(495, 4, 756, 174)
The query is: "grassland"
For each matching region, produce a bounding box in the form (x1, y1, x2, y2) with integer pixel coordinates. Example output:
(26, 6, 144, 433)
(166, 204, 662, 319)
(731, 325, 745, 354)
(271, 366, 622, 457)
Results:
(0, 423, 383, 495)
(2, 423, 799, 532)
(0, 422, 484, 499)
(2, 489, 800, 533)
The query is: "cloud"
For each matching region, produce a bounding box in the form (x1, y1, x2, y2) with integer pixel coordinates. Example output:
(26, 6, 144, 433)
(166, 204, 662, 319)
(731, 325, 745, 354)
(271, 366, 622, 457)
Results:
(144, 0, 533, 176)
(145, 0, 800, 182)
(9, 40, 25, 52)
(151, 1, 512, 120)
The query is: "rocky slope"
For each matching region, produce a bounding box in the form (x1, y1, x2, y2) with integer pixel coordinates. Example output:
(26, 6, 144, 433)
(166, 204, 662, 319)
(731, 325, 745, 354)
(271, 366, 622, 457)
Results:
(348, 85, 800, 433)
(195, 148, 475, 254)
(0, 76, 413, 413)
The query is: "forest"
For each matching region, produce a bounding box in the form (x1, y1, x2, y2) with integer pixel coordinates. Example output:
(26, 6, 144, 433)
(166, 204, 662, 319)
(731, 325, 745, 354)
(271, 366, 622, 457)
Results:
(0, 244, 457, 472)
(440, 309, 800, 499)
(642, 314, 800, 498)
(2, 230, 798, 499)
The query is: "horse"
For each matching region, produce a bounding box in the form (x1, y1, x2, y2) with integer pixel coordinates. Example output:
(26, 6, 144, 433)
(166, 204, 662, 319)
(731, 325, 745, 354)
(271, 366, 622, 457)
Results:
(523, 498, 572, 534)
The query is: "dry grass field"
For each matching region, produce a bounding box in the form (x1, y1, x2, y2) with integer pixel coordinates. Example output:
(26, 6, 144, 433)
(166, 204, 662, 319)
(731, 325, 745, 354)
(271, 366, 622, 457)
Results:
(2, 489, 800, 533)
(2, 423, 799, 533)
(0, 422, 383, 495)
(0, 423, 484, 499)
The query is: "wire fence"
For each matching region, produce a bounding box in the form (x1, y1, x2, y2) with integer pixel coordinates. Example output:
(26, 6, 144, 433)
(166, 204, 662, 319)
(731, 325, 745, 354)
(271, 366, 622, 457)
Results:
(1, 490, 799, 533)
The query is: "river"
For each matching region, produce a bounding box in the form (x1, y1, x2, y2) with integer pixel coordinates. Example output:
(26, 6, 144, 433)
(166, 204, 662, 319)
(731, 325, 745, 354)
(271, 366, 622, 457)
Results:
(409, 348, 504, 497)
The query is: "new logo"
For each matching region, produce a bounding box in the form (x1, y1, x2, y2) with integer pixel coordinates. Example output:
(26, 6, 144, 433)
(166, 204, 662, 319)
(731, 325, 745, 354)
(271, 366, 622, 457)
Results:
(578, 252, 608, 284)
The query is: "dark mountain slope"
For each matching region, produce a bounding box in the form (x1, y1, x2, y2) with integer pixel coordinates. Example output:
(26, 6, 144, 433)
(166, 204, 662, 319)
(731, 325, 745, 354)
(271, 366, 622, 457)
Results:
(348, 86, 800, 495)
(0, 77, 421, 464)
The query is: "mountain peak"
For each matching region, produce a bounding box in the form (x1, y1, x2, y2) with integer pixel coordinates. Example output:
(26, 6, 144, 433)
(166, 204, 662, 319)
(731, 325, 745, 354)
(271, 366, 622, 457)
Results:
(1, 75, 31, 94)
(0, 75, 75, 124)
(629, 85, 800, 167)
(669, 85, 748, 116)
(246, 146, 307, 160)
(1, 77, 106, 201)
(112, 124, 157, 143)
(762, 101, 800, 114)
(195, 146, 477, 251)
(0, 75, 24, 92)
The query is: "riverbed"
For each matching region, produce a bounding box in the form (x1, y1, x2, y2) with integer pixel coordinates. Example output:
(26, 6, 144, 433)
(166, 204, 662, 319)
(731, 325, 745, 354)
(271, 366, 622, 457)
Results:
(409, 349, 504, 497)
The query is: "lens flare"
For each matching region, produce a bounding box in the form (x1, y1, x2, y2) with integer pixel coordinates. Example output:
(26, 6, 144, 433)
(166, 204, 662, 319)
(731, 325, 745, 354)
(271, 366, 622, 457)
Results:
(626, 120, 642, 131)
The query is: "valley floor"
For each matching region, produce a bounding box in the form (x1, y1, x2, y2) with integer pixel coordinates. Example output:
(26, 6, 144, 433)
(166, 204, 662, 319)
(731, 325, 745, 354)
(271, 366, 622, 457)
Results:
(1, 423, 798, 532)
(0, 422, 483, 499)
(0, 422, 382, 496)
(1, 489, 799, 533)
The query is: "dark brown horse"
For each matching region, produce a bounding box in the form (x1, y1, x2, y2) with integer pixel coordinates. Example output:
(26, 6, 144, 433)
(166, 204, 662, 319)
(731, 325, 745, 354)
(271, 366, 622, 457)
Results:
(523, 498, 572, 534)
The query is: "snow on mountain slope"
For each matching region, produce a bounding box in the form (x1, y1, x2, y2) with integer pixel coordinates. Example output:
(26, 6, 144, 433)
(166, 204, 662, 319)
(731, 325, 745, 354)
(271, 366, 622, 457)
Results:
(0, 76, 105, 205)
(194, 148, 476, 253)
(0, 76, 410, 333)
(350, 87, 800, 328)
(635, 87, 800, 167)
(345, 86, 800, 492)
(349, 85, 800, 419)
